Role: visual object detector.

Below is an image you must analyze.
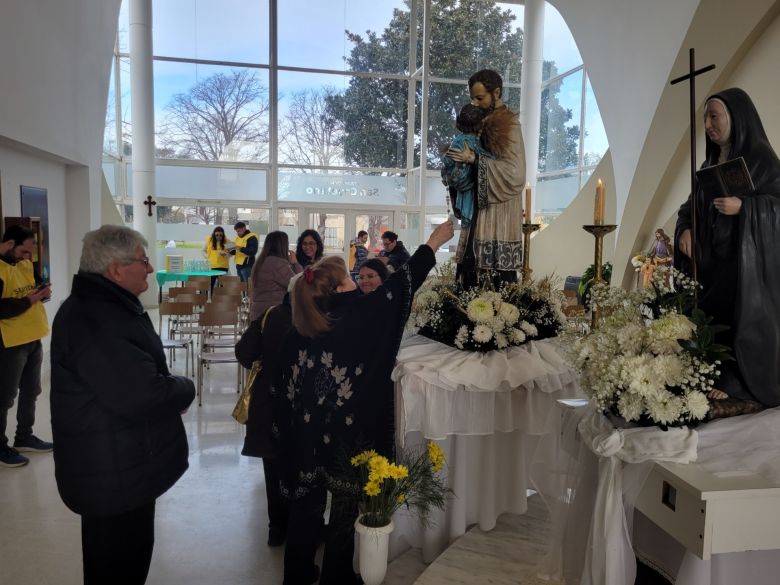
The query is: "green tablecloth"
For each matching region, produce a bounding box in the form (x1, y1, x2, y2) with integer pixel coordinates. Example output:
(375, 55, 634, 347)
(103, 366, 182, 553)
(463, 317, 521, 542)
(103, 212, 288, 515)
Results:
(156, 269, 227, 288)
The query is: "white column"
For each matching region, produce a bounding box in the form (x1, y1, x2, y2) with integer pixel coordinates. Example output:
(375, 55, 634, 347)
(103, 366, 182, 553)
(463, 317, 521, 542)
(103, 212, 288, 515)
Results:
(129, 0, 158, 306)
(520, 0, 545, 220)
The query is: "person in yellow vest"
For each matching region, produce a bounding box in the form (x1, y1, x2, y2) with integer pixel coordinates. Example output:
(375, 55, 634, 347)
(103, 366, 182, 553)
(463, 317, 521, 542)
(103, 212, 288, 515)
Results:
(0, 225, 53, 468)
(231, 221, 259, 282)
(202, 226, 231, 290)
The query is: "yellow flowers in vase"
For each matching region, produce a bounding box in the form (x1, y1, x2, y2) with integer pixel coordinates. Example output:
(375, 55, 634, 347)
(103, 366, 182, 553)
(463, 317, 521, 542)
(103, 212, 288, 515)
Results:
(339, 441, 450, 528)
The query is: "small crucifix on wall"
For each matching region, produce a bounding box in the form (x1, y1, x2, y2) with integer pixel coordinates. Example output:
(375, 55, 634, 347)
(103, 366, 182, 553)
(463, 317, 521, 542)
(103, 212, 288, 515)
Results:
(144, 195, 157, 217)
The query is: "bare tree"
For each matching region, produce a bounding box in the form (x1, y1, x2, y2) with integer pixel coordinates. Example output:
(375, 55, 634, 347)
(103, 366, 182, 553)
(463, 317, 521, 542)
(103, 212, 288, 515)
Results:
(159, 69, 269, 162)
(279, 87, 345, 168)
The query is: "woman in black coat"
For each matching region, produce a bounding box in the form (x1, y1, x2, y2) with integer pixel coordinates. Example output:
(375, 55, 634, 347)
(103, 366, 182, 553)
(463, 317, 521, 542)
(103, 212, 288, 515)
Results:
(235, 297, 294, 547)
(273, 221, 454, 585)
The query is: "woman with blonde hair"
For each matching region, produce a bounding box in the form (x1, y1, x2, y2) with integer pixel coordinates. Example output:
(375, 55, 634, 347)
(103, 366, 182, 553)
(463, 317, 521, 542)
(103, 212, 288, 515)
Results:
(273, 221, 454, 585)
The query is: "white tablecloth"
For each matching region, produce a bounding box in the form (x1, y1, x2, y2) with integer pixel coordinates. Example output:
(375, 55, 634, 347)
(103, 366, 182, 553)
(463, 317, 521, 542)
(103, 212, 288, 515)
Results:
(390, 334, 580, 563)
(534, 404, 780, 585)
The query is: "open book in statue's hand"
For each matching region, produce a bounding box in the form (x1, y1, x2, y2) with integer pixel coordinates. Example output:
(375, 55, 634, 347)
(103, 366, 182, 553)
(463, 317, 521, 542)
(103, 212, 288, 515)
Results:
(696, 157, 755, 203)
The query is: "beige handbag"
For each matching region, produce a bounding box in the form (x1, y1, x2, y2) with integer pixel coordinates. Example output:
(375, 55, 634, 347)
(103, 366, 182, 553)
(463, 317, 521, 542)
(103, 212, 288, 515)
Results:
(231, 308, 271, 425)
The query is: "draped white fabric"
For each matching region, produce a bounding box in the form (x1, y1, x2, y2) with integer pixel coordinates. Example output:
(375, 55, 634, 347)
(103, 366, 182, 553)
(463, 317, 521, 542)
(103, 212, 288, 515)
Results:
(393, 334, 579, 443)
(534, 404, 780, 585)
(391, 334, 580, 563)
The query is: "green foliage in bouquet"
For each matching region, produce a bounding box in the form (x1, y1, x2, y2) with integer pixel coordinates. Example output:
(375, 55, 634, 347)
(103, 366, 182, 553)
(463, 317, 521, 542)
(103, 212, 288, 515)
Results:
(578, 261, 612, 309)
(565, 266, 734, 428)
(330, 442, 449, 528)
(408, 262, 566, 352)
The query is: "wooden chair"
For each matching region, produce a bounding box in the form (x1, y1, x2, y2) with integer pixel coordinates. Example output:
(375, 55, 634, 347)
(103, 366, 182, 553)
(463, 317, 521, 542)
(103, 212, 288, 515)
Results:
(171, 293, 209, 340)
(196, 309, 242, 406)
(157, 301, 195, 375)
(562, 289, 585, 317)
(217, 275, 241, 286)
(168, 286, 199, 299)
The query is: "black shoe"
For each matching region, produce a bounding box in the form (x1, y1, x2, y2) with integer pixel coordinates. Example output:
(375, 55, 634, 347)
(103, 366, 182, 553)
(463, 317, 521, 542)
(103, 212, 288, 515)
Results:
(267, 526, 286, 547)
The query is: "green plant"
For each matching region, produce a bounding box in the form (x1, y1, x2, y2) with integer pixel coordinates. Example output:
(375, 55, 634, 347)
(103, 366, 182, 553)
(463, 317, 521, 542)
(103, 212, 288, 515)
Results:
(578, 262, 612, 307)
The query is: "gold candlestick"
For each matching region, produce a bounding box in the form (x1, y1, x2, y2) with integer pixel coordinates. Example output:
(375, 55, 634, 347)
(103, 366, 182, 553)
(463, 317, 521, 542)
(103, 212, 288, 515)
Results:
(582, 224, 618, 328)
(521, 223, 541, 283)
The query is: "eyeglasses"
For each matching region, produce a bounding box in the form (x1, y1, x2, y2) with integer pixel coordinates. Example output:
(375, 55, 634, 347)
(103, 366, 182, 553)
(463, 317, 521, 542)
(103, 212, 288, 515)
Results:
(127, 256, 151, 266)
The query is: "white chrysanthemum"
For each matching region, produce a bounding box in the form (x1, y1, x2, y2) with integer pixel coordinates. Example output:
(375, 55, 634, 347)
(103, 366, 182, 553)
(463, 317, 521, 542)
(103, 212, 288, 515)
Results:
(615, 322, 646, 355)
(511, 328, 526, 344)
(652, 354, 686, 387)
(483, 291, 503, 306)
(491, 316, 506, 333)
(620, 355, 666, 400)
(617, 392, 645, 421)
(414, 289, 439, 308)
(646, 393, 684, 426)
(519, 321, 538, 337)
(467, 297, 495, 323)
(650, 313, 696, 342)
(631, 254, 647, 269)
(685, 391, 710, 420)
(497, 302, 520, 326)
(472, 324, 493, 343)
(495, 332, 509, 349)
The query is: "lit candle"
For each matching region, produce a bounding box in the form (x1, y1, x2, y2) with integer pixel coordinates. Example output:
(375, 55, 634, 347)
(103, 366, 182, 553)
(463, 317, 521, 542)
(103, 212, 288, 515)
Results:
(595, 179, 605, 225)
(525, 183, 532, 223)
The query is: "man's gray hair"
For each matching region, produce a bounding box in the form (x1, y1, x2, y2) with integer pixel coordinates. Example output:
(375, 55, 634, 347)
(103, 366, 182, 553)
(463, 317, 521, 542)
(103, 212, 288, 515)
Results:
(79, 225, 148, 274)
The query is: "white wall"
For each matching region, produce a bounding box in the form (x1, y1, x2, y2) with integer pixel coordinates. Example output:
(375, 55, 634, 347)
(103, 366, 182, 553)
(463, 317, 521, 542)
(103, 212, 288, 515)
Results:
(532, 152, 616, 280)
(0, 143, 70, 322)
(0, 0, 121, 278)
(547, 0, 779, 286)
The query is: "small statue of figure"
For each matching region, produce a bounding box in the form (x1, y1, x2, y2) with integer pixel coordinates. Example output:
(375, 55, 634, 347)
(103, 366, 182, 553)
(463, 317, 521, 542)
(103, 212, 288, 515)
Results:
(641, 228, 673, 288)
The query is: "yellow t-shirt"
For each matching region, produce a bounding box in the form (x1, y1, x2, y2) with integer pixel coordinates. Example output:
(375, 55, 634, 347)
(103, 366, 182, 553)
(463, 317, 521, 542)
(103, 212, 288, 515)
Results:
(0, 259, 49, 347)
(204, 236, 231, 270)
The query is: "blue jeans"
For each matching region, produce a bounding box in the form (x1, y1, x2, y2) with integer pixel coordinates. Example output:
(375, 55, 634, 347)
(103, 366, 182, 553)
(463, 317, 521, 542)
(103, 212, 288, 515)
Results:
(236, 263, 252, 283)
(0, 340, 43, 448)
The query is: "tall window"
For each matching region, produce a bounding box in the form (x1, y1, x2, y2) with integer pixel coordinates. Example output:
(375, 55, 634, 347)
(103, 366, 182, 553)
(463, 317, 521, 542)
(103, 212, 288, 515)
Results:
(102, 0, 607, 249)
(535, 4, 607, 227)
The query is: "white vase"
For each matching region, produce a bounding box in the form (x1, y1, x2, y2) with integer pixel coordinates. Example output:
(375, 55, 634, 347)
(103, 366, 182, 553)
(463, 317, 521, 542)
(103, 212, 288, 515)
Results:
(355, 516, 394, 585)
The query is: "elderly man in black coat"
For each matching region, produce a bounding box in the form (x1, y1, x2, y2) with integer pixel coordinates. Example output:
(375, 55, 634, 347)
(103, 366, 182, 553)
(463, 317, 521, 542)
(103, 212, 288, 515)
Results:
(51, 225, 195, 585)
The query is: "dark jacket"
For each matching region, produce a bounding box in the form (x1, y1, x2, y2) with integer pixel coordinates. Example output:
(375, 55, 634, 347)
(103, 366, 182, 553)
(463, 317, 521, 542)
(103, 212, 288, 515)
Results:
(272, 245, 436, 500)
(51, 272, 195, 517)
(235, 299, 293, 458)
(379, 240, 411, 271)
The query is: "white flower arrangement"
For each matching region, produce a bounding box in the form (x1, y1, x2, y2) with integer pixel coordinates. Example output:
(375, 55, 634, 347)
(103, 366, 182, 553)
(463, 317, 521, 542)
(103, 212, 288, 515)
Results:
(409, 263, 566, 352)
(566, 267, 732, 427)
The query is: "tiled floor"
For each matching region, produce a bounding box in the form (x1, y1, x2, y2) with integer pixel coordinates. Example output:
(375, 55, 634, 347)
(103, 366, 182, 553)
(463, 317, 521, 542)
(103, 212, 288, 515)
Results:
(1, 331, 557, 585)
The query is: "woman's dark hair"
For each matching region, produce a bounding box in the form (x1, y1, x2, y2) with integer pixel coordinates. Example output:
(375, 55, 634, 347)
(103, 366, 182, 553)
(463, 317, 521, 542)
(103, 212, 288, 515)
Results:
(253, 231, 289, 275)
(208, 226, 226, 250)
(360, 259, 389, 282)
(455, 103, 487, 134)
(295, 229, 324, 266)
(292, 256, 348, 338)
(381, 230, 398, 242)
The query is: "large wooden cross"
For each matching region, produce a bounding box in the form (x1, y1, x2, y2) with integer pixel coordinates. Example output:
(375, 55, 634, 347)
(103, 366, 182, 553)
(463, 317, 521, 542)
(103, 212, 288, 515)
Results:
(670, 48, 715, 290)
(144, 195, 157, 217)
